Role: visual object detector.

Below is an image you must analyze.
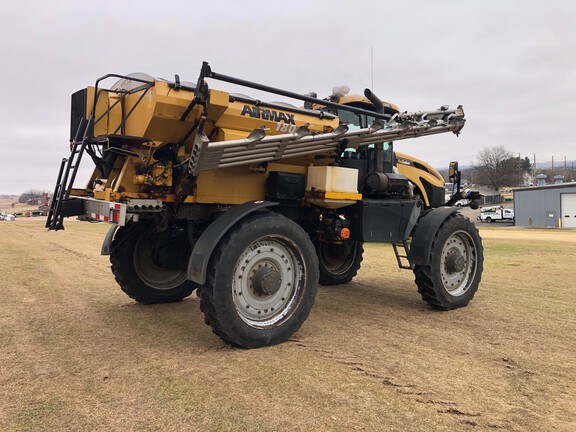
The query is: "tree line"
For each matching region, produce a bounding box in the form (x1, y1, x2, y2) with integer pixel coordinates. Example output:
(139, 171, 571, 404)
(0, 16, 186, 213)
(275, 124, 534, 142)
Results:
(463, 145, 574, 191)
(18, 189, 49, 205)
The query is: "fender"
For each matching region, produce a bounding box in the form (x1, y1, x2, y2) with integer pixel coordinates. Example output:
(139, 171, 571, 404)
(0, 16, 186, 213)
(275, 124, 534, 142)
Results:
(408, 207, 459, 266)
(101, 225, 120, 255)
(187, 200, 279, 285)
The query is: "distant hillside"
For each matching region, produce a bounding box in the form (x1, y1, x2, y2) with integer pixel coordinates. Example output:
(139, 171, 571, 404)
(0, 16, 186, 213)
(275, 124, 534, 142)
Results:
(533, 160, 576, 169)
(438, 160, 576, 172)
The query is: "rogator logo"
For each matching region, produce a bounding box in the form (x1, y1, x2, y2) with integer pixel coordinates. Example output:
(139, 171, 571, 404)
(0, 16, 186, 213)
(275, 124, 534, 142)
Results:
(241, 105, 295, 125)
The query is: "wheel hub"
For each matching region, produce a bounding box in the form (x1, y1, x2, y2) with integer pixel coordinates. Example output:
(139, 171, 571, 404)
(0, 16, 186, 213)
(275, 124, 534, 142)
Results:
(445, 250, 465, 273)
(133, 227, 189, 290)
(252, 267, 282, 296)
(232, 238, 301, 326)
(439, 230, 477, 296)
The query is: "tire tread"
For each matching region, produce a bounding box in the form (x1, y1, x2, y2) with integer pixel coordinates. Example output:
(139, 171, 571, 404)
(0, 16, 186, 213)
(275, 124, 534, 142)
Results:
(413, 213, 483, 310)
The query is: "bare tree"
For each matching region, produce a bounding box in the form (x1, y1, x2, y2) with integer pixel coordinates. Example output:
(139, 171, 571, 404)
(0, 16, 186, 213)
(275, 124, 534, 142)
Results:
(472, 146, 524, 190)
(18, 189, 46, 204)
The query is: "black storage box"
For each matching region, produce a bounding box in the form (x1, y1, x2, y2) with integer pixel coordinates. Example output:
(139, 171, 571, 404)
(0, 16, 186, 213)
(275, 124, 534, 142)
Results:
(266, 171, 305, 201)
(359, 199, 418, 243)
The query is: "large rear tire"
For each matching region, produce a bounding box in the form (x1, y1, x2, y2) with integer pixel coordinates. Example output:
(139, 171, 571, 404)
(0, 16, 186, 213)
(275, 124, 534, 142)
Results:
(110, 222, 197, 304)
(198, 212, 319, 348)
(413, 213, 483, 310)
(317, 241, 363, 285)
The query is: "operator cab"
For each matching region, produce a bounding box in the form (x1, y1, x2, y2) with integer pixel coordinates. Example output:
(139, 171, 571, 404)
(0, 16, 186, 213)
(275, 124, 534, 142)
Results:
(337, 105, 395, 174)
(335, 100, 406, 197)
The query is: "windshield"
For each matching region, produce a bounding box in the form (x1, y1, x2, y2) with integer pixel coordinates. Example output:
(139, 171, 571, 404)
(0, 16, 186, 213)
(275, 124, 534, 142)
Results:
(338, 110, 380, 129)
(337, 108, 393, 171)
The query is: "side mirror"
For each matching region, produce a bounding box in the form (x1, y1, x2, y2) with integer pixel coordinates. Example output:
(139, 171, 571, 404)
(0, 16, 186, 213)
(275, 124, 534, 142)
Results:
(449, 161, 459, 182)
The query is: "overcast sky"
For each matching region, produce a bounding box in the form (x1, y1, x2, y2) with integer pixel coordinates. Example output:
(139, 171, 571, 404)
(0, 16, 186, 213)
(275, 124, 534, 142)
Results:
(1, 0, 575, 194)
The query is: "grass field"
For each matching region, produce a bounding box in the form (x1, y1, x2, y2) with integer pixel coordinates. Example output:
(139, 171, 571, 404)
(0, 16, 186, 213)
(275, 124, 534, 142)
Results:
(0, 219, 575, 431)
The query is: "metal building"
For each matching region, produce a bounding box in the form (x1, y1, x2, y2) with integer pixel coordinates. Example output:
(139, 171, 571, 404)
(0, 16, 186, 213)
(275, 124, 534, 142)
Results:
(513, 182, 576, 228)
(476, 187, 502, 205)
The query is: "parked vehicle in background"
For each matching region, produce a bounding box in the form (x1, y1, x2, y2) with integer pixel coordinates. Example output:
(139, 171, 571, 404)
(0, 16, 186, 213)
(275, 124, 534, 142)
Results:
(455, 199, 471, 207)
(0, 211, 16, 221)
(478, 206, 514, 223)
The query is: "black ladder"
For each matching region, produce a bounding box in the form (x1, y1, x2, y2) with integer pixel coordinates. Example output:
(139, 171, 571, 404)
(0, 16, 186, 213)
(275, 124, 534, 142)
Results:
(392, 240, 413, 270)
(45, 116, 93, 230)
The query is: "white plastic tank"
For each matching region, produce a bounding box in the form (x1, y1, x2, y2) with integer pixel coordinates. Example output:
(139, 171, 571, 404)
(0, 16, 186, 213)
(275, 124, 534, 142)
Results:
(306, 166, 358, 194)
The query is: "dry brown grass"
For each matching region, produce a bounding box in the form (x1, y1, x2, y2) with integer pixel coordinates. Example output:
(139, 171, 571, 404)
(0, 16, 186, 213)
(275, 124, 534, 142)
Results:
(0, 198, 38, 214)
(0, 220, 574, 431)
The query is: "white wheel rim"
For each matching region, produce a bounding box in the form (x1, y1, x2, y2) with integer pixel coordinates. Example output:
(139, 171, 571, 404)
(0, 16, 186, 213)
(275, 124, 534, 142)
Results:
(232, 236, 303, 328)
(439, 230, 477, 296)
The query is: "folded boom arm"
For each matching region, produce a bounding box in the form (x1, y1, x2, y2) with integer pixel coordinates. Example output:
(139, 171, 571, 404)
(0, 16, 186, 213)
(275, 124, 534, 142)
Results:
(188, 106, 465, 175)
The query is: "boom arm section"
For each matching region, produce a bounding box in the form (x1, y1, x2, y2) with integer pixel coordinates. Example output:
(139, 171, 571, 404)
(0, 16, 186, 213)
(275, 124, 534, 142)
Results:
(188, 106, 465, 175)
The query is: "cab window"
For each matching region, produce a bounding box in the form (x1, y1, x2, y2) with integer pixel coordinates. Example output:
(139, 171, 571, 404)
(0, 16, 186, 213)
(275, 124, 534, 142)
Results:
(338, 109, 393, 171)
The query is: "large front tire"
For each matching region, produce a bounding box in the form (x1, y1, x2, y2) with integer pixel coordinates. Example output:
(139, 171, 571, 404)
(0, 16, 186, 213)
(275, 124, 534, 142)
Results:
(317, 241, 364, 285)
(110, 222, 197, 304)
(198, 212, 319, 348)
(413, 213, 483, 310)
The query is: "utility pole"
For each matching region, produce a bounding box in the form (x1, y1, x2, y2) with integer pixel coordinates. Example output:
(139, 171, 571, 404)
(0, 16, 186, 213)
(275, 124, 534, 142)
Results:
(518, 152, 522, 185)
